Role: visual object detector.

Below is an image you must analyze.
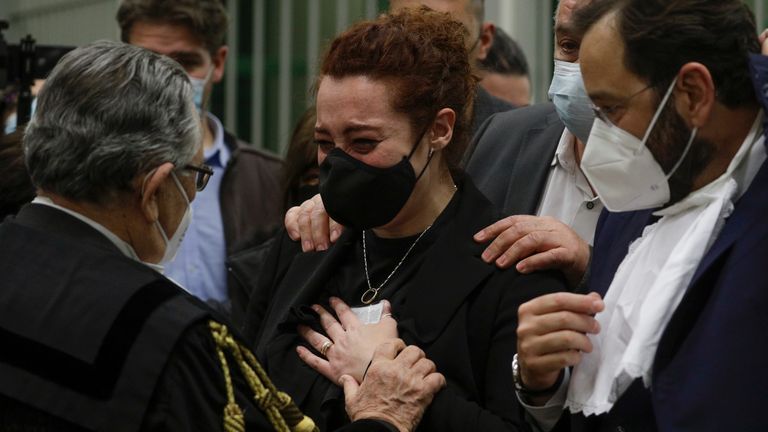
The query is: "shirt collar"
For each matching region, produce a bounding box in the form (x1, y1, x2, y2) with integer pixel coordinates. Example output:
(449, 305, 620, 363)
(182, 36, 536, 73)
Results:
(31, 196, 165, 273)
(204, 112, 230, 168)
(552, 128, 579, 174)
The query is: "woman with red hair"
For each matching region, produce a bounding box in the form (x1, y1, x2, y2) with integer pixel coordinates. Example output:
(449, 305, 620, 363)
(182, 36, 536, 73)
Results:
(239, 7, 567, 432)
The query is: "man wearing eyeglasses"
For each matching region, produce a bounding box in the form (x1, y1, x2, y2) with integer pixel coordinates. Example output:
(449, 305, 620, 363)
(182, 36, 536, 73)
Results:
(117, 0, 284, 319)
(0, 40, 445, 432)
(515, 0, 768, 431)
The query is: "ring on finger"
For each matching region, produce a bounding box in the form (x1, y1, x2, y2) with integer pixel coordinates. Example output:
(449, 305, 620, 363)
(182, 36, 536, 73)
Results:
(320, 340, 334, 357)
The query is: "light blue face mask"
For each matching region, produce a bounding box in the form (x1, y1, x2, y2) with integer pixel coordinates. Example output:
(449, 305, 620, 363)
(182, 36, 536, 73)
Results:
(188, 66, 214, 111)
(548, 60, 596, 142)
(4, 97, 37, 134)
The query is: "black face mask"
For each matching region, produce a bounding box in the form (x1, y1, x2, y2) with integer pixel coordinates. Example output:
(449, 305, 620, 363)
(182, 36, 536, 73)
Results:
(319, 136, 433, 230)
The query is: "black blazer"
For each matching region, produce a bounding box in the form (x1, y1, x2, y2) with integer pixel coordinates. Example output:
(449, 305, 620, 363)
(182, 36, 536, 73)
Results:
(243, 179, 568, 432)
(465, 103, 564, 216)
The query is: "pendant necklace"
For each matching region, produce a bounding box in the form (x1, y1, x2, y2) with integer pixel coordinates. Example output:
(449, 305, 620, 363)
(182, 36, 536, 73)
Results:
(360, 225, 432, 305)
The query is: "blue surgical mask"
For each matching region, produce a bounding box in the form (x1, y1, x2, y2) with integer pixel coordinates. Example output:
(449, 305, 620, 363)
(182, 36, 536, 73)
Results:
(548, 60, 596, 142)
(188, 66, 214, 111)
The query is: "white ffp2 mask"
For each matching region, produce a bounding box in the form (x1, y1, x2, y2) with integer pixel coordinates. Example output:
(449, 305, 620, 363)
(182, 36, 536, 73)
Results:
(580, 78, 697, 212)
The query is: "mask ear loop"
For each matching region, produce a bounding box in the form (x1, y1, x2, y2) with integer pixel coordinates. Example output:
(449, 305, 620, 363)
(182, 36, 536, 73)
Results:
(640, 76, 679, 145)
(665, 127, 698, 179)
(414, 148, 435, 182)
(407, 125, 436, 182)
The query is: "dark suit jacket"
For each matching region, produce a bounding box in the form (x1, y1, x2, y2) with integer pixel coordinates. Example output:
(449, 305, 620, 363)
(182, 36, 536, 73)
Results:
(472, 86, 517, 137)
(578, 152, 768, 431)
(465, 103, 565, 216)
(244, 179, 568, 432)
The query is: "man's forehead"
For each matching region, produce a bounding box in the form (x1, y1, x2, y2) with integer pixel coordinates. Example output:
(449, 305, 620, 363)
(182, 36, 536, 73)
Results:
(128, 20, 207, 55)
(555, 0, 590, 35)
(580, 12, 634, 99)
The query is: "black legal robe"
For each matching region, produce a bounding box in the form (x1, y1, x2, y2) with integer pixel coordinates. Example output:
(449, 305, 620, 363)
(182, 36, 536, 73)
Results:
(0, 204, 393, 432)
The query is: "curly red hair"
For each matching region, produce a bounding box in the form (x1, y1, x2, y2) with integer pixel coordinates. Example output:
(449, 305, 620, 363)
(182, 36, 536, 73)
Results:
(320, 6, 477, 172)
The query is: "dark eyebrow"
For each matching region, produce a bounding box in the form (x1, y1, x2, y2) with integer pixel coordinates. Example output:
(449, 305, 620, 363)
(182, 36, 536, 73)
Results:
(167, 51, 204, 66)
(555, 21, 577, 37)
(314, 124, 383, 135)
(342, 125, 382, 135)
(587, 90, 621, 102)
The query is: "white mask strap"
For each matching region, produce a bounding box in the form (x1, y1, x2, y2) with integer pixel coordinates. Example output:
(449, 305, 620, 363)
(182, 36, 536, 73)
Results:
(665, 127, 698, 180)
(641, 77, 679, 144)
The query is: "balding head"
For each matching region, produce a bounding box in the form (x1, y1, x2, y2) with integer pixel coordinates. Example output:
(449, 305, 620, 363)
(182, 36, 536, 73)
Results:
(390, 0, 486, 60)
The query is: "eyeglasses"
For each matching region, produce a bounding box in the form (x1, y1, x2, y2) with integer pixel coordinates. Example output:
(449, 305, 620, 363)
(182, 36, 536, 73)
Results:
(590, 84, 654, 127)
(183, 163, 214, 191)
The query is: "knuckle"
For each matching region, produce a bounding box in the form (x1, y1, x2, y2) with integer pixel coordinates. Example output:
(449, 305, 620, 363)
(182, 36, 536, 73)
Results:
(554, 312, 568, 329)
(517, 338, 532, 356)
(300, 199, 315, 212)
(527, 230, 543, 245)
(567, 350, 582, 366)
(518, 302, 531, 317)
(550, 293, 565, 310)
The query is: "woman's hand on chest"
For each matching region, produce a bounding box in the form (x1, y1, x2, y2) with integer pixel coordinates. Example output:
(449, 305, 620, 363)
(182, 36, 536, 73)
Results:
(296, 297, 400, 383)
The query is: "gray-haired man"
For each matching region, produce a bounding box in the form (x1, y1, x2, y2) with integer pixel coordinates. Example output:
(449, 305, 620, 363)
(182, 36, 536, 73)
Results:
(0, 40, 443, 432)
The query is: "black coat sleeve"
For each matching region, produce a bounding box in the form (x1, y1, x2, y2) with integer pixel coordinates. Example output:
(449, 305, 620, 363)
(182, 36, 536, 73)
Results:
(417, 270, 567, 432)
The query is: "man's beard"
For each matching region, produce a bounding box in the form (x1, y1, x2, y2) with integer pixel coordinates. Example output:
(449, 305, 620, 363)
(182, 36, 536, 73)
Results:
(646, 96, 715, 205)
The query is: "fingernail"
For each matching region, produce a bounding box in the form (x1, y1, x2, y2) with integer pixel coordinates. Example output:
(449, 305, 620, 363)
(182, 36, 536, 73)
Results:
(481, 251, 492, 262)
(317, 243, 328, 251)
(497, 255, 508, 267)
(303, 240, 312, 251)
(475, 231, 486, 241)
(331, 229, 341, 242)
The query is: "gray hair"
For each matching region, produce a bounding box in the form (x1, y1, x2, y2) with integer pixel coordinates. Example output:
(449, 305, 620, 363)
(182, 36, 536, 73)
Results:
(24, 40, 201, 204)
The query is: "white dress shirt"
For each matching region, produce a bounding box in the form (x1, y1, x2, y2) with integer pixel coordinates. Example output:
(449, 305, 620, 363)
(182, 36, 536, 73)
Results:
(31, 197, 164, 273)
(536, 129, 603, 244)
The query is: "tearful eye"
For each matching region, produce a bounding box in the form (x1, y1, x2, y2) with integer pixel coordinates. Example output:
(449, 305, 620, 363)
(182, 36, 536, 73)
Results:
(350, 139, 380, 154)
(354, 139, 379, 146)
(314, 139, 335, 152)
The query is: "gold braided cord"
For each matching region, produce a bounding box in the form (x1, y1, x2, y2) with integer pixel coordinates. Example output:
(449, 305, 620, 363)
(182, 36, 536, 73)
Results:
(209, 320, 319, 432)
(213, 340, 246, 432)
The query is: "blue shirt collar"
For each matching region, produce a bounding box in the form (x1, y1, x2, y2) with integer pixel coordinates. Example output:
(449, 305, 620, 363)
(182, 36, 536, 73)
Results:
(204, 112, 230, 169)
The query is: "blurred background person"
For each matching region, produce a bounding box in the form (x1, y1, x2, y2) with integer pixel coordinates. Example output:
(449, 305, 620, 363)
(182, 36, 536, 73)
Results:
(478, 27, 531, 106)
(117, 0, 284, 313)
(283, 105, 320, 211)
(390, 0, 516, 135)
